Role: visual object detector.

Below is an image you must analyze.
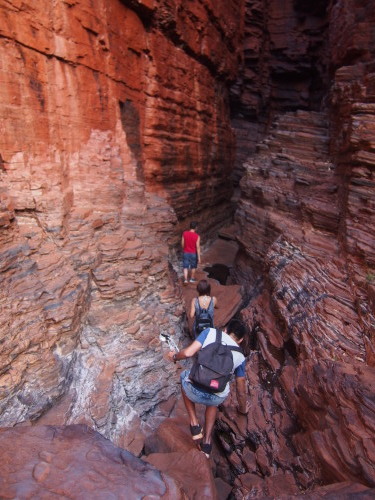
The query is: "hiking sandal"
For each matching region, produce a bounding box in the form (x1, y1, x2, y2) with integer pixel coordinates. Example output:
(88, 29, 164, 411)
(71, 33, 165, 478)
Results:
(190, 424, 203, 440)
(200, 442, 212, 458)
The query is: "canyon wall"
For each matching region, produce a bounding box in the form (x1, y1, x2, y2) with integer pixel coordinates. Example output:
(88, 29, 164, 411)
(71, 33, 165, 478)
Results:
(0, 0, 244, 442)
(221, 0, 375, 496)
(230, 0, 329, 183)
(1, 0, 374, 497)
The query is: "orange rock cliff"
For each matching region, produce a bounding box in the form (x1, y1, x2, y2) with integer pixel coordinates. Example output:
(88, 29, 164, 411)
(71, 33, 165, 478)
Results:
(0, 0, 374, 498)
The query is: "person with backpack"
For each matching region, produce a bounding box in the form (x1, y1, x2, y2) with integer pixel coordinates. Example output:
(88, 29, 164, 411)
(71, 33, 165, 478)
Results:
(167, 319, 248, 458)
(181, 221, 200, 284)
(190, 279, 217, 337)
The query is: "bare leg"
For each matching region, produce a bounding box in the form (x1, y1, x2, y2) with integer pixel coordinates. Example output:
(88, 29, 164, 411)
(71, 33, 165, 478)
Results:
(203, 406, 217, 444)
(191, 267, 196, 280)
(183, 268, 188, 281)
(181, 388, 199, 427)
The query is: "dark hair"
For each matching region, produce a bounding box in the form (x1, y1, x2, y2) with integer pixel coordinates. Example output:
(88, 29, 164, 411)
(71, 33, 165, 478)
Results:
(197, 279, 211, 296)
(226, 319, 246, 340)
(190, 221, 198, 229)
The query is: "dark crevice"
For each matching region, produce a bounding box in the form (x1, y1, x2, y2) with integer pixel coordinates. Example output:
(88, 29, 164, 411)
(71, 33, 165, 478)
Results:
(284, 337, 298, 360)
(0, 154, 7, 171)
(203, 263, 230, 285)
(119, 0, 154, 29)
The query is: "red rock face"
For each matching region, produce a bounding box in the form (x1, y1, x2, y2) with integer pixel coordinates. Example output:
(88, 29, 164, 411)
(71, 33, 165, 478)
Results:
(0, 0, 244, 439)
(222, 0, 375, 495)
(0, 424, 183, 498)
(1, 0, 375, 496)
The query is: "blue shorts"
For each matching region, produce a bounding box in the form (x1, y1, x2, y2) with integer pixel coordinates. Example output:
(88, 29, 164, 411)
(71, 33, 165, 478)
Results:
(180, 370, 226, 407)
(183, 252, 198, 269)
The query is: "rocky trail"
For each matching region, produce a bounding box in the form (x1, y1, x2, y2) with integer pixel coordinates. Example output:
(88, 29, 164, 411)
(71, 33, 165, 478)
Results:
(1, 0, 375, 494)
(0, 236, 245, 499)
(2, 108, 375, 498)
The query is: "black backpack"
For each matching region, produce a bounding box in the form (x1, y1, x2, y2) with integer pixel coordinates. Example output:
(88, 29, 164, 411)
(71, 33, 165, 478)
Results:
(189, 329, 243, 393)
(195, 298, 214, 335)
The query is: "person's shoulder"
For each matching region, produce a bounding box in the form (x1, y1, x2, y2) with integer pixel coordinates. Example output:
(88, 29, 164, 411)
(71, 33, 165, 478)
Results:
(196, 327, 215, 345)
(205, 327, 217, 343)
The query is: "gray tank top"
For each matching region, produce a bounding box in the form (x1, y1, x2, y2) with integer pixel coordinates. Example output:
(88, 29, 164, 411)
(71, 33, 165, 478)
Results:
(193, 297, 214, 335)
(194, 297, 214, 317)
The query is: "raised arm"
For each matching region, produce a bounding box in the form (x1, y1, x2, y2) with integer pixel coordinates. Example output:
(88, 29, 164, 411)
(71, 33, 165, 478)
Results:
(167, 340, 202, 362)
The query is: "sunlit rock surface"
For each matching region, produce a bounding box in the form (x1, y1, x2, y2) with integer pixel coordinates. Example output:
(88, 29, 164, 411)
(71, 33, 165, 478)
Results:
(0, 0, 243, 439)
(1, 0, 375, 497)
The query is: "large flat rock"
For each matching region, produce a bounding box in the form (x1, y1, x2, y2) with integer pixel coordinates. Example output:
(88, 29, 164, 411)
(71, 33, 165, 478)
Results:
(0, 424, 182, 499)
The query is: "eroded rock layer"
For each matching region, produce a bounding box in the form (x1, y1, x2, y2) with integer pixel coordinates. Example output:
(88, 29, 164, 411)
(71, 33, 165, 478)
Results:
(1, 0, 375, 497)
(0, 0, 244, 440)
(230, 0, 329, 183)
(221, 0, 375, 489)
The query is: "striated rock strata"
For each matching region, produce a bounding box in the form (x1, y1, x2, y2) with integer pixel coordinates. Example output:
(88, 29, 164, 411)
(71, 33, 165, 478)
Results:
(0, 0, 244, 443)
(226, 110, 374, 497)
(1, 0, 375, 497)
(230, 0, 329, 183)
(219, 0, 375, 490)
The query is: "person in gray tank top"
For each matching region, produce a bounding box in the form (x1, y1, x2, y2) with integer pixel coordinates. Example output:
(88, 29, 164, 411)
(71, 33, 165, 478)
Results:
(190, 279, 217, 336)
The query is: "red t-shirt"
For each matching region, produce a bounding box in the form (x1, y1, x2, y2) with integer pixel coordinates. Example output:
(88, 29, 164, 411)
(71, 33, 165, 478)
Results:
(183, 231, 199, 253)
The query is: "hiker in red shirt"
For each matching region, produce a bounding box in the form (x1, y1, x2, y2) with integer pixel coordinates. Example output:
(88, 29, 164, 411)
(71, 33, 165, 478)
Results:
(181, 221, 200, 284)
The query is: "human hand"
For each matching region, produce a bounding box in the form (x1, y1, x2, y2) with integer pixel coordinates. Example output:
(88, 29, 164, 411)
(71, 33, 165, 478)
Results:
(167, 351, 176, 362)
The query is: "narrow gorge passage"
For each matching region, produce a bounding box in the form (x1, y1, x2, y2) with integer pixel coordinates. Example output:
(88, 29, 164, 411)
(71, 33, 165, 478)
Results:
(141, 233, 249, 500)
(140, 231, 310, 498)
(1, 0, 375, 498)
(139, 106, 375, 498)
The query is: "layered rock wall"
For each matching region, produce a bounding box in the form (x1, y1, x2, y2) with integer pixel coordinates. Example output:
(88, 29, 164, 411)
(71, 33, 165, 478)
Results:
(223, 0, 375, 495)
(0, 0, 244, 440)
(230, 0, 329, 183)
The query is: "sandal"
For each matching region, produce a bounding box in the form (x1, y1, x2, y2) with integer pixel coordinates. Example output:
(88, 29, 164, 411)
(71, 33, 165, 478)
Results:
(200, 442, 212, 458)
(190, 424, 203, 441)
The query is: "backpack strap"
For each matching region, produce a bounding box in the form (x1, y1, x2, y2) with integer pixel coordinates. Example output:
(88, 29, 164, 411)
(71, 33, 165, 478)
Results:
(215, 328, 222, 344)
(229, 345, 243, 353)
(196, 297, 201, 313)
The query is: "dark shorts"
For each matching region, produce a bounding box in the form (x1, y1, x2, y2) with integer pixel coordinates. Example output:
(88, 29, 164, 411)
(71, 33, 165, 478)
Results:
(180, 370, 226, 407)
(183, 252, 198, 269)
